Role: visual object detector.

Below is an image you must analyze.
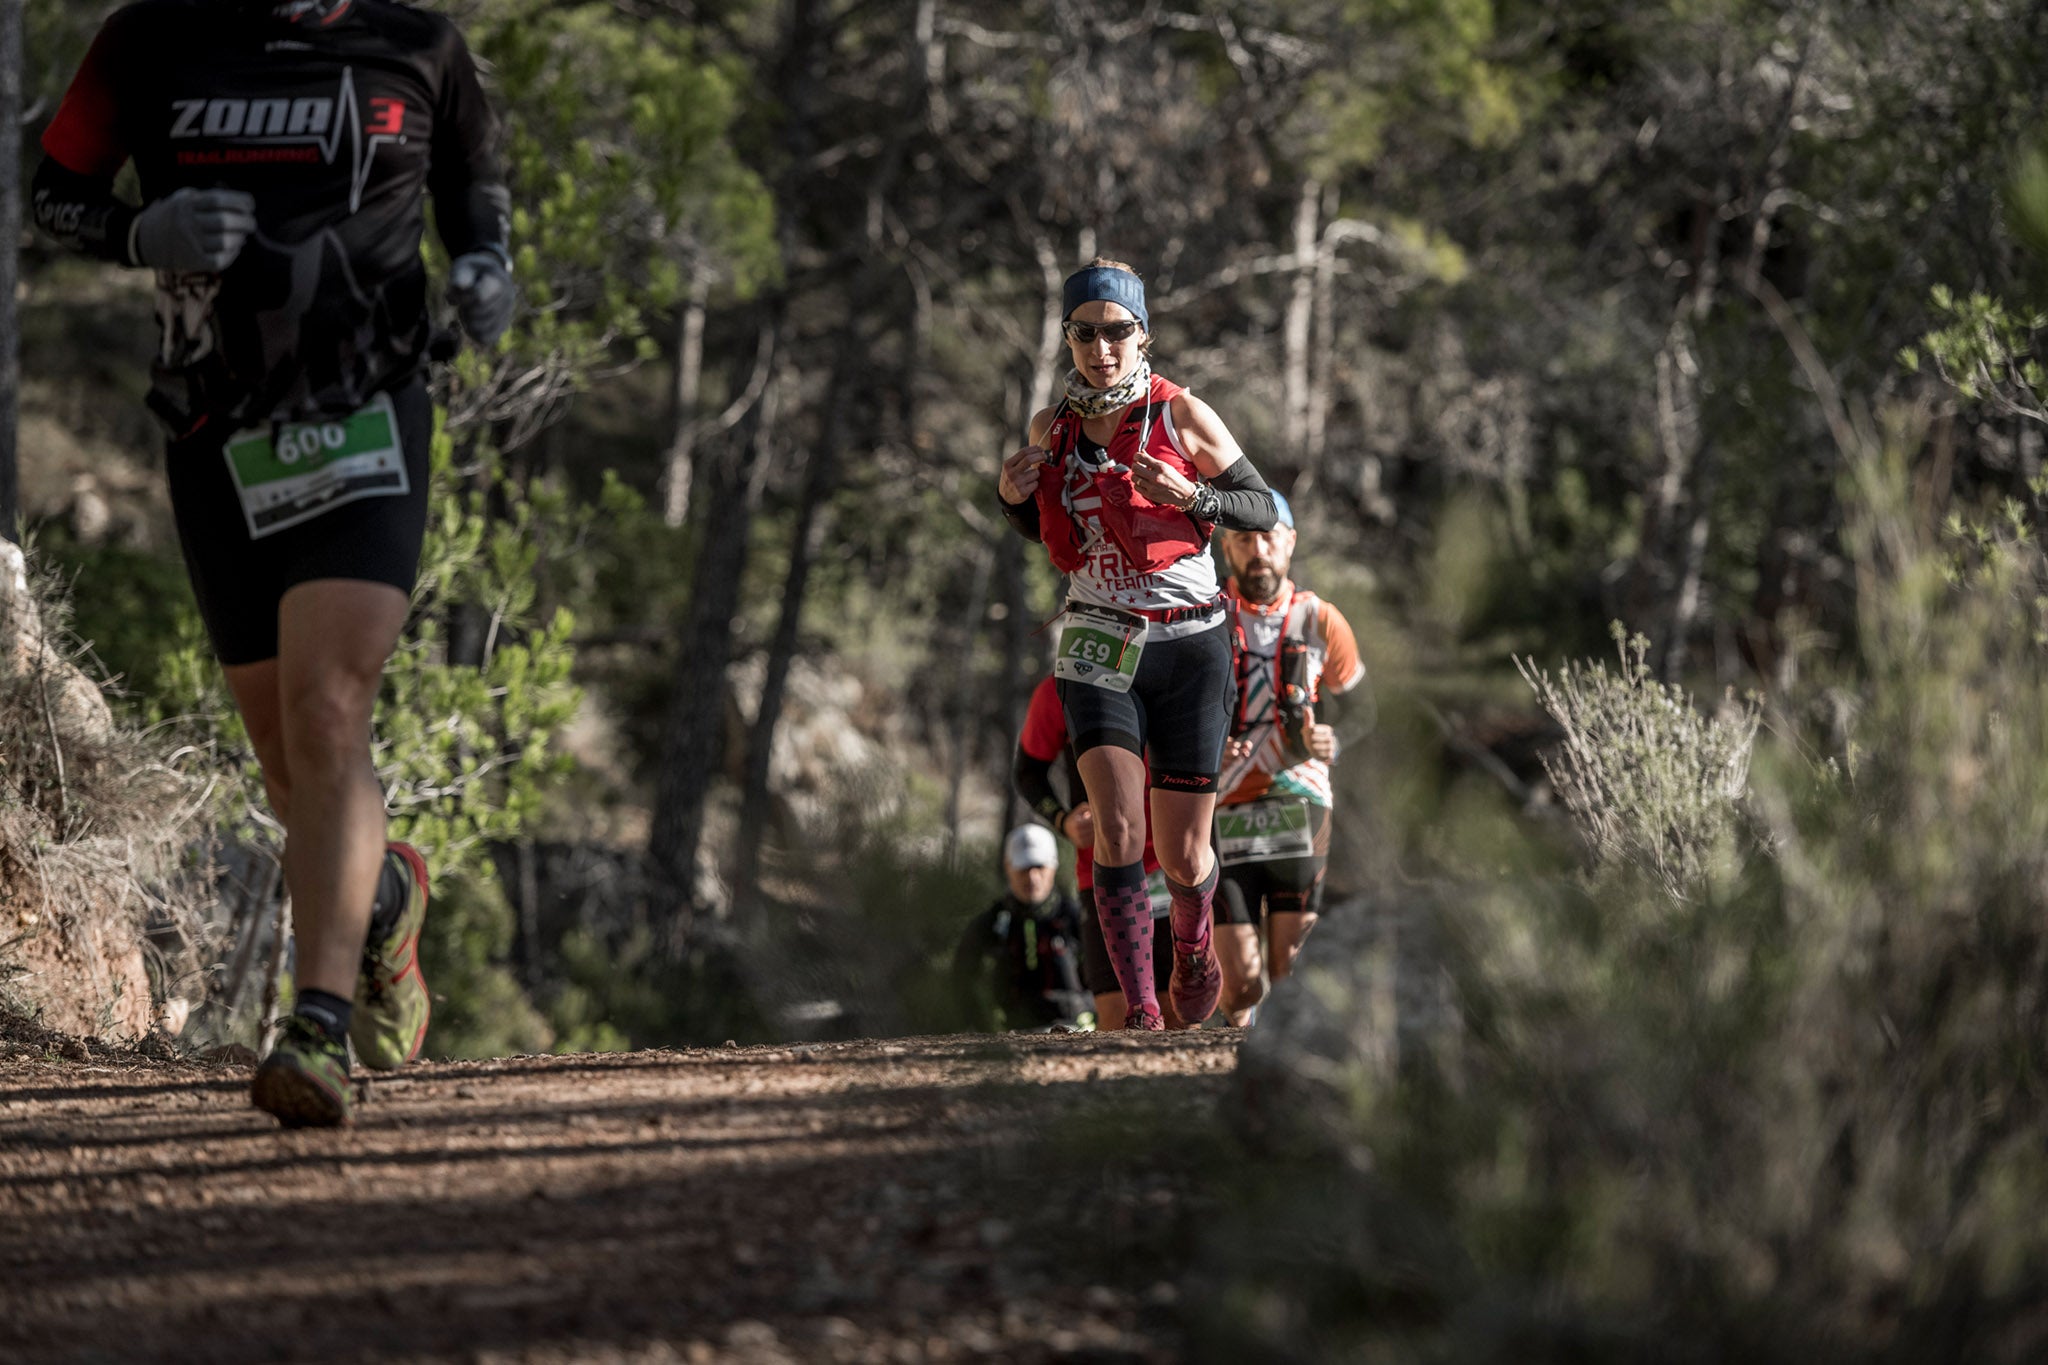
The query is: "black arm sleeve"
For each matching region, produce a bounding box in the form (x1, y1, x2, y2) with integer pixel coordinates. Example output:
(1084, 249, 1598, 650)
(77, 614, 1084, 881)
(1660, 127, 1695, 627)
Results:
(1000, 490, 1042, 542)
(428, 23, 511, 262)
(1193, 457, 1278, 532)
(1319, 686, 1375, 755)
(1012, 746, 1068, 829)
(31, 157, 137, 266)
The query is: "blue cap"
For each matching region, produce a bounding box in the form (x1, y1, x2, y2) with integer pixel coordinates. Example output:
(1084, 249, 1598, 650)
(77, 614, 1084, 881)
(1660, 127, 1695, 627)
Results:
(1271, 490, 1295, 529)
(1062, 265, 1148, 333)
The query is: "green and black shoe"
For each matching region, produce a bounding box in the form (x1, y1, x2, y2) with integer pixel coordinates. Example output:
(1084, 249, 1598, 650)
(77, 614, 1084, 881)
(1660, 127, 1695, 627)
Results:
(251, 1015, 353, 1128)
(351, 841, 432, 1071)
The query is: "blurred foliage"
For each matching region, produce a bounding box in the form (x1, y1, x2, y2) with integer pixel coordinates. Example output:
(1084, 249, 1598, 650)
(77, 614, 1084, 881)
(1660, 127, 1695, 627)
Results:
(418, 870, 556, 1059)
(1204, 416, 2048, 1360)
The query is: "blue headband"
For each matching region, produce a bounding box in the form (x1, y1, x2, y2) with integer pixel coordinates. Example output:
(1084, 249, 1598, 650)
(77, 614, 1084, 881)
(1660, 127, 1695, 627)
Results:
(1062, 266, 1148, 333)
(1271, 490, 1295, 529)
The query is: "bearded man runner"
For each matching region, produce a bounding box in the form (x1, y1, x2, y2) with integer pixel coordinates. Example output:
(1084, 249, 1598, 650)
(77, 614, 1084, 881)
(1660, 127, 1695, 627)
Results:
(1212, 494, 1370, 1025)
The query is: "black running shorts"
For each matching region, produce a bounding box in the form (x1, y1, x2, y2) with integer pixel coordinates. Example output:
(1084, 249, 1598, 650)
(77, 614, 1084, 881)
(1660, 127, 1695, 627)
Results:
(1216, 801, 1332, 926)
(1057, 615, 1233, 791)
(166, 377, 433, 666)
(1078, 887, 1174, 998)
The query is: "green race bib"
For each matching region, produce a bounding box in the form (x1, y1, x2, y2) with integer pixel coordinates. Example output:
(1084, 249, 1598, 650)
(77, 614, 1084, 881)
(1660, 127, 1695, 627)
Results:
(1052, 603, 1147, 693)
(1216, 797, 1314, 865)
(222, 392, 409, 540)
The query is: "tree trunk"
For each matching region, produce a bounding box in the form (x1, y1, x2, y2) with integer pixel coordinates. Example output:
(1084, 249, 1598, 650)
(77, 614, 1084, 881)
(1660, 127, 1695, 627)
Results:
(443, 432, 494, 667)
(0, 0, 22, 544)
(942, 542, 993, 853)
(1305, 183, 1340, 488)
(731, 355, 852, 910)
(1628, 194, 1723, 667)
(662, 271, 710, 528)
(988, 235, 1067, 817)
(1664, 436, 1718, 682)
(1029, 232, 1064, 417)
(1281, 178, 1320, 462)
(646, 311, 782, 934)
(989, 530, 1031, 825)
(516, 839, 542, 991)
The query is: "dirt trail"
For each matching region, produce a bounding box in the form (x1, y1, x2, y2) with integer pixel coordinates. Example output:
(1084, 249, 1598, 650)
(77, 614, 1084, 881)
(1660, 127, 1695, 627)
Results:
(0, 1031, 1240, 1364)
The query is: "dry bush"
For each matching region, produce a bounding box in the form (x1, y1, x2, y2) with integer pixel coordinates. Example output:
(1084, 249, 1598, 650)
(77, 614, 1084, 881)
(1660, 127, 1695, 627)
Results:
(0, 542, 228, 1039)
(1517, 626, 1761, 900)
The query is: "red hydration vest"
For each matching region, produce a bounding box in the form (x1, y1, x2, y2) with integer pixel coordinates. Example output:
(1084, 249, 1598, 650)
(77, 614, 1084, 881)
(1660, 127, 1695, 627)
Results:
(1034, 375, 1214, 574)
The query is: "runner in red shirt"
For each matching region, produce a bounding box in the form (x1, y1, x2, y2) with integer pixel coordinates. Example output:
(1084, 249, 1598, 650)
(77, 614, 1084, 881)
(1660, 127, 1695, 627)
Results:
(1012, 675, 1182, 1029)
(997, 259, 1278, 1030)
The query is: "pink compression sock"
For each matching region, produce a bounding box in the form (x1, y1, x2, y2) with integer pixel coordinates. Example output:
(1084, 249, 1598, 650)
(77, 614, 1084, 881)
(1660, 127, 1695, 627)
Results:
(1093, 859, 1159, 1018)
(1166, 861, 1218, 949)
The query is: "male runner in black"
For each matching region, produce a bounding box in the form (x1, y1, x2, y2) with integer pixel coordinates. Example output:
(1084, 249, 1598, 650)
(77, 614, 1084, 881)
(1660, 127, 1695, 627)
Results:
(950, 826, 1092, 1031)
(35, 0, 517, 1126)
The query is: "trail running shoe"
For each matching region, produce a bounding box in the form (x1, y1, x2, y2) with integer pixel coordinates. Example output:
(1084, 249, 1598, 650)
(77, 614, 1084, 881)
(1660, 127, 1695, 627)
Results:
(251, 1015, 353, 1127)
(1123, 1005, 1165, 1032)
(351, 841, 432, 1071)
(1168, 932, 1222, 1027)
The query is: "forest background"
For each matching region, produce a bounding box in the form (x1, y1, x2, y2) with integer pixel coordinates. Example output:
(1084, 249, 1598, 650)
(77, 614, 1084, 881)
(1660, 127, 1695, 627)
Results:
(10, 0, 2047, 1050)
(6, 0, 2046, 1049)
(16, 0, 2048, 1354)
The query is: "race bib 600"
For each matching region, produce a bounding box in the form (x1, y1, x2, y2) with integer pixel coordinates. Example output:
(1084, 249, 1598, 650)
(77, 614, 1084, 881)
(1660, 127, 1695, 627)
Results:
(222, 391, 408, 540)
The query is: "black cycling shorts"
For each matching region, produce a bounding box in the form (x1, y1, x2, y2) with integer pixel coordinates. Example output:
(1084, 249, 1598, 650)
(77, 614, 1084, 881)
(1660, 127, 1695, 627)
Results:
(1216, 801, 1332, 926)
(166, 377, 433, 666)
(1058, 615, 1233, 791)
(1078, 886, 1174, 999)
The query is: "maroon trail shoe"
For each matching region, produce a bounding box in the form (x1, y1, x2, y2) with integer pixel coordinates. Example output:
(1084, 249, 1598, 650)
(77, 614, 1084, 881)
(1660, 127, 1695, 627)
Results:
(1168, 932, 1222, 1026)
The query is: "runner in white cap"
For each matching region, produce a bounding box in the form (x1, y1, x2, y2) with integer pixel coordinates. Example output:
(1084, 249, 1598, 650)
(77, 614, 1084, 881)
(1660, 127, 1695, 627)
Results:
(951, 826, 1091, 1030)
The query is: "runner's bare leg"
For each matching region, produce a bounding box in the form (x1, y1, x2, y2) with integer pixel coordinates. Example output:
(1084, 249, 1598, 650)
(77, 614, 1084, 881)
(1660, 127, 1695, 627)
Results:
(1076, 747, 1149, 866)
(223, 658, 293, 822)
(1146, 789, 1215, 889)
(1213, 922, 1265, 1025)
(1267, 911, 1319, 983)
(270, 579, 409, 999)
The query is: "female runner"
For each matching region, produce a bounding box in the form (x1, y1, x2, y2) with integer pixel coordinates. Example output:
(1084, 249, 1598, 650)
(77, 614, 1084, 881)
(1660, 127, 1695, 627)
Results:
(996, 259, 1278, 1029)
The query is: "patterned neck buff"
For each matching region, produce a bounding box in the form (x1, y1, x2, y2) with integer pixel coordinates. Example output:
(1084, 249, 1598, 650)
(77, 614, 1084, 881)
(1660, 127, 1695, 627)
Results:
(1063, 356, 1151, 419)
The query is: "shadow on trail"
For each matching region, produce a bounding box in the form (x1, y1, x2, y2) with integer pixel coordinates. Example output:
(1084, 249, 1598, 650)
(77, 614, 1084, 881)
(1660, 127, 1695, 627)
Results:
(0, 1064, 1133, 1174)
(426, 1029, 1215, 1085)
(0, 1061, 1223, 1365)
(0, 1072, 254, 1106)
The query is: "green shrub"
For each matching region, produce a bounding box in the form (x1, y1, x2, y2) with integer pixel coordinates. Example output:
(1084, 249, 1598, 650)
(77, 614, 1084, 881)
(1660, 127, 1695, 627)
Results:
(417, 870, 555, 1059)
